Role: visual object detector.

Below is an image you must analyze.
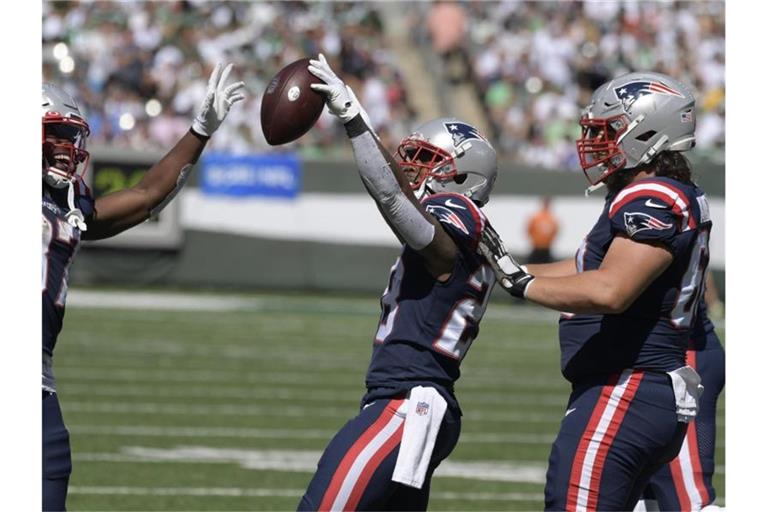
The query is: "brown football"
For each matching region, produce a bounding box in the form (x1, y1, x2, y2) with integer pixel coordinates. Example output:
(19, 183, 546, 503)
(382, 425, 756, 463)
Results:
(260, 58, 325, 145)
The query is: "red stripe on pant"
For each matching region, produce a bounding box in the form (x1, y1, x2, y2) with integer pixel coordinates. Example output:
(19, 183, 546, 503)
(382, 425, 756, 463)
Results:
(565, 371, 644, 511)
(319, 399, 404, 511)
(670, 347, 710, 509)
(586, 372, 642, 511)
(566, 374, 619, 511)
(345, 421, 405, 509)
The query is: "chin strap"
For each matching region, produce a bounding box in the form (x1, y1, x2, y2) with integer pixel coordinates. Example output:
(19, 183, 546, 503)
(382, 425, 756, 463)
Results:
(65, 179, 87, 231)
(584, 181, 606, 196)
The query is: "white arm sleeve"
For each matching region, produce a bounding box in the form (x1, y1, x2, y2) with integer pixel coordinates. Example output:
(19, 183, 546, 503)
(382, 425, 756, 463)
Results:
(349, 130, 435, 250)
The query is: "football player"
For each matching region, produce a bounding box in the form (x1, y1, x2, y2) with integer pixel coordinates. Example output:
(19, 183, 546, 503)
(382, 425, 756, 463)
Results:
(298, 54, 498, 511)
(480, 71, 714, 510)
(42, 64, 244, 511)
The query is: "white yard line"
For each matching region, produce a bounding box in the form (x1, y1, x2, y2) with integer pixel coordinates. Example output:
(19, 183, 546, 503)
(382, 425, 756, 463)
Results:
(72, 446, 547, 484)
(63, 401, 564, 423)
(66, 289, 561, 324)
(68, 485, 543, 502)
(59, 383, 569, 406)
(54, 366, 568, 391)
(69, 425, 556, 444)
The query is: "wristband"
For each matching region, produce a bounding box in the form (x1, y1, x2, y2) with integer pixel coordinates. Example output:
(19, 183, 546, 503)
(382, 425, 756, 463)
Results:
(189, 126, 210, 142)
(344, 114, 369, 138)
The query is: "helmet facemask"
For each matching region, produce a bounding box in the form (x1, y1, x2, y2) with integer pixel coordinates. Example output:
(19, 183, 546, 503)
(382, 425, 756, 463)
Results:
(576, 114, 631, 186)
(42, 115, 90, 188)
(396, 138, 458, 200)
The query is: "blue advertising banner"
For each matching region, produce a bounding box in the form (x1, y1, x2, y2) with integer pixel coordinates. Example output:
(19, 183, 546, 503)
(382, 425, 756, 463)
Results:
(200, 153, 301, 198)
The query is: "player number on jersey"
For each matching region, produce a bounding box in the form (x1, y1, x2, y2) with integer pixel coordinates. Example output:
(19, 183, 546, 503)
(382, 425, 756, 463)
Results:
(670, 229, 710, 328)
(42, 216, 77, 307)
(375, 257, 405, 343)
(432, 265, 495, 360)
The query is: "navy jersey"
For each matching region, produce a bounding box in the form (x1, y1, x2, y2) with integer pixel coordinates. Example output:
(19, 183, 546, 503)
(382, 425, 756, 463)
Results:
(42, 178, 94, 357)
(363, 193, 496, 410)
(559, 177, 712, 382)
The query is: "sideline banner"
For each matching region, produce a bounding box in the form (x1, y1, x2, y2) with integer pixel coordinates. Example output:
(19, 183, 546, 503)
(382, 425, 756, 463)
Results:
(200, 153, 301, 198)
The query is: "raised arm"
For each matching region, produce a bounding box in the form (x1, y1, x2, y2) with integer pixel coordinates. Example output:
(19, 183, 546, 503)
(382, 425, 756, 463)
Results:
(84, 63, 245, 240)
(308, 54, 457, 280)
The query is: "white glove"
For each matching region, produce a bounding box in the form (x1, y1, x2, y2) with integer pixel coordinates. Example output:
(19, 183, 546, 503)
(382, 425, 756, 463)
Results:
(192, 62, 246, 138)
(478, 224, 535, 299)
(308, 54, 369, 125)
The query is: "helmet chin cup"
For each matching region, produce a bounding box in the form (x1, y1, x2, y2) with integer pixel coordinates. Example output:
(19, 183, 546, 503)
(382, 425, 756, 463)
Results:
(43, 167, 72, 189)
(412, 178, 429, 200)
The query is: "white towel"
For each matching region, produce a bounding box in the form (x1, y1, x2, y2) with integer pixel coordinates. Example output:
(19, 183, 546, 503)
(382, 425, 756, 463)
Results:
(667, 365, 704, 422)
(391, 386, 447, 489)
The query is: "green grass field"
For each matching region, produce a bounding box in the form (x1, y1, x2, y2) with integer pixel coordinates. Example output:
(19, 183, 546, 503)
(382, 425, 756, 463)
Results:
(56, 288, 725, 511)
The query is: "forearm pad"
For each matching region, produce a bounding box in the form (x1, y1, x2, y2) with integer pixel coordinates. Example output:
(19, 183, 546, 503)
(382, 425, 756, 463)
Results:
(346, 118, 435, 250)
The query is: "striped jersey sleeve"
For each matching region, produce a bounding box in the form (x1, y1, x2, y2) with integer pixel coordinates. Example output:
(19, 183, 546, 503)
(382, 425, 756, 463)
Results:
(422, 193, 486, 250)
(607, 179, 696, 246)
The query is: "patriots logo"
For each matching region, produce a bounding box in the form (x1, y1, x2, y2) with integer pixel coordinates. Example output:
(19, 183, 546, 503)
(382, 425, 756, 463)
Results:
(614, 81, 684, 110)
(624, 211, 673, 237)
(426, 204, 469, 235)
(444, 122, 484, 148)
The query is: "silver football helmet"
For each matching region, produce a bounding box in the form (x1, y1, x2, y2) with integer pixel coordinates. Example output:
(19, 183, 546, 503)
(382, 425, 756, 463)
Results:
(576, 71, 696, 186)
(42, 83, 90, 188)
(396, 117, 497, 206)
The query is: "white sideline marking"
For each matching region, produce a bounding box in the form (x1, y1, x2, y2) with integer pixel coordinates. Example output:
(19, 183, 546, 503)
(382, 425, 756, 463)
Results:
(68, 485, 543, 502)
(69, 425, 556, 444)
(66, 289, 560, 324)
(54, 366, 567, 391)
(63, 401, 564, 423)
(59, 383, 568, 406)
(73, 446, 547, 484)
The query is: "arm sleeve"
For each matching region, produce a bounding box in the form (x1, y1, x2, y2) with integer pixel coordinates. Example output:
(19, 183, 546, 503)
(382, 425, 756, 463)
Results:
(345, 116, 436, 251)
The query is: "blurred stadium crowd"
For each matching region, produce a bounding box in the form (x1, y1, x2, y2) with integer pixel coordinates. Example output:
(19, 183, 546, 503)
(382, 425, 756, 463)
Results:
(43, 0, 724, 170)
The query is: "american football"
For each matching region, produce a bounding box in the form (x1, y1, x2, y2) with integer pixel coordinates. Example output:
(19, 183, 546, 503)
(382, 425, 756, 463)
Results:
(260, 58, 325, 145)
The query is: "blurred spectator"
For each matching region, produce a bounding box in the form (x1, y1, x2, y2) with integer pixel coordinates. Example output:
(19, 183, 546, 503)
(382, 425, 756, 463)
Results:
(526, 196, 559, 264)
(410, 0, 725, 170)
(42, 1, 725, 169)
(427, 1, 471, 84)
(42, 1, 417, 157)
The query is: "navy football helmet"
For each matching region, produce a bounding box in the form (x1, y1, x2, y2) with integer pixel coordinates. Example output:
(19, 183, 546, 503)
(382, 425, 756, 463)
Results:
(42, 83, 90, 188)
(576, 71, 696, 187)
(396, 117, 498, 206)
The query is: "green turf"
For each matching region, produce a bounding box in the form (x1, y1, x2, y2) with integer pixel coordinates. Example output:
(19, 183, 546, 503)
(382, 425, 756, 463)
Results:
(55, 289, 725, 511)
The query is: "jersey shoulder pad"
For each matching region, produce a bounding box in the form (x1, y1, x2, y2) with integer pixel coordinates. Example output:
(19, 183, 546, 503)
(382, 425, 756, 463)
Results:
(607, 178, 697, 241)
(422, 193, 486, 248)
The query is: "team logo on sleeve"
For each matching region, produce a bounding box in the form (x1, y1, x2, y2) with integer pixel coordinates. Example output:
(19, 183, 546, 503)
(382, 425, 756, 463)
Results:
(426, 204, 470, 235)
(624, 211, 673, 236)
(614, 81, 685, 110)
(444, 122, 485, 148)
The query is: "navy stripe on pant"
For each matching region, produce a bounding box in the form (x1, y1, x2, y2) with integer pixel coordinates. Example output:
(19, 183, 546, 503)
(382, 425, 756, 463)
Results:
(545, 370, 687, 511)
(298, 396, 460, 511)
(43, 390, 71, 512)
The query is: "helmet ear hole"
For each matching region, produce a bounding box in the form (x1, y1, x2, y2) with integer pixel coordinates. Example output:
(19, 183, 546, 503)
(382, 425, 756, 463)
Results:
(635, 130, 657, 142)
(454, 174, 468, 184)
